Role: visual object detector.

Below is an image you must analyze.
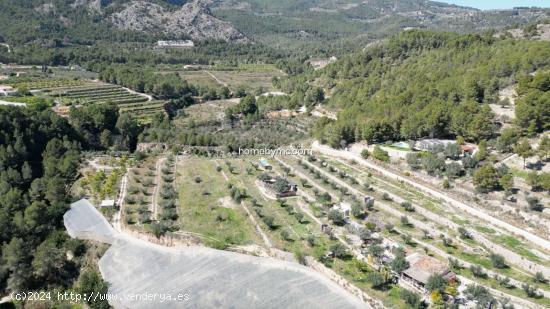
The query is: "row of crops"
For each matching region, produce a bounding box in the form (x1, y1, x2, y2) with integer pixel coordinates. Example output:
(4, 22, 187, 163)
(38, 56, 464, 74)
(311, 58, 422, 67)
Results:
(48, 84, 148, 106)
(5, 77, 167, 119)
(4, 78, 89, 90)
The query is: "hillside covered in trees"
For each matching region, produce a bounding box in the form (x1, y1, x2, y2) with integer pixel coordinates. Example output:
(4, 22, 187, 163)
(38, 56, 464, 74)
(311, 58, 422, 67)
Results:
(284, 30, 550, 147)
(0, 107, 82, 293)
(0, 105, 135, 306)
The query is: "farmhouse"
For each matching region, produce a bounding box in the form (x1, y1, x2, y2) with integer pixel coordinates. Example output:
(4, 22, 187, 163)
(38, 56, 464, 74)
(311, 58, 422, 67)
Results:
(401, 253, 456, 292)
(308, 56, 337, 70)
(157, 40, 194, 48)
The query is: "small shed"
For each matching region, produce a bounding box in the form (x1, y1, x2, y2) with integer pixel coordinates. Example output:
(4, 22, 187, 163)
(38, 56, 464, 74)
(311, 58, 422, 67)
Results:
(100, 199, 115, 208)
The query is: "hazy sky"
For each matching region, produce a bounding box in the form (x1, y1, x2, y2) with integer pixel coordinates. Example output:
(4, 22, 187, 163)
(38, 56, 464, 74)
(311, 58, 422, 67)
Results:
(438, 0, 550, 10)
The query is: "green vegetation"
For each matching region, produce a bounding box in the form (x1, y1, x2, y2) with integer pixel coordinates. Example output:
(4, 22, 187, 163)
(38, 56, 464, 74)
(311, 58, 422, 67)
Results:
(0, 106, 113, 308)
(177, 158, 260, 248)
(300, 31, 550, 147)
(515, 72, 550, 135)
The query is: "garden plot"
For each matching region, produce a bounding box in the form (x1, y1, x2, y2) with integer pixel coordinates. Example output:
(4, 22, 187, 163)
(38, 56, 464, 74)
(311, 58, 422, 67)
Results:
(176, 157, 262, 248)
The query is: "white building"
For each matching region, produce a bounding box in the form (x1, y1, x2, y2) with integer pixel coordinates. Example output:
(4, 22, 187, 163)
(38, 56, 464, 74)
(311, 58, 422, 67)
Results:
(157, 40, 194, 48)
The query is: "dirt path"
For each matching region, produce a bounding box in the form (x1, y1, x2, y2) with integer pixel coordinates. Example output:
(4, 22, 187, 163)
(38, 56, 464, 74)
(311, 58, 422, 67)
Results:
(151, 158, 165, 220)
(122, 86, 153, 101)
(205, 71, 229, 89)
(113, 173, 128, 232)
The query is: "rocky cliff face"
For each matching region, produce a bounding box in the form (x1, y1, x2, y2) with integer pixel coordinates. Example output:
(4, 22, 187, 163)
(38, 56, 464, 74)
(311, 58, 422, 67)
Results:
(109, 0, 248, 42)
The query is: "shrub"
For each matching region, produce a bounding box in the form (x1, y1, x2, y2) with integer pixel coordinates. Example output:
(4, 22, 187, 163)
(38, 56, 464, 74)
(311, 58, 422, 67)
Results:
(372, 146, 389, 162)
(307, 234, 316, 246)
(366, 272, 387, 289)
(490, 253, 507, 269)
(329, 243, 348, 259)
(328, 209, 346, 225)
(262, 216, 276, 229)
(400, 201, 414, 212)
(464, 284, 494, 307)
(281, 229, 292, 241)
(294, 250, 307, 265)
(400, 289, 422, 308)
(426, 274, 447, 293)
(470, 265, 487, 278)
(522, 283, 540, 298)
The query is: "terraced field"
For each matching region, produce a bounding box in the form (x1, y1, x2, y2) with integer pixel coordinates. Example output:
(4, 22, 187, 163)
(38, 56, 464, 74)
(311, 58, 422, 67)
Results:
(50, 84, 148, 106)
(10, 78, 166, 121)
(5, 77, 88, 90)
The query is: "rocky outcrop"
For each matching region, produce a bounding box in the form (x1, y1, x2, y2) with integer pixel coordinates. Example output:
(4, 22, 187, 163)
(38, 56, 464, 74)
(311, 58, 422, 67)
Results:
(110, 0, 248, 42)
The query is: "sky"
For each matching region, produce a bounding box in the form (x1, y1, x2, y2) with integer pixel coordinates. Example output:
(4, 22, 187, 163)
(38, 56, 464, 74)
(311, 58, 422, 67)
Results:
(437, 0, 550, 10)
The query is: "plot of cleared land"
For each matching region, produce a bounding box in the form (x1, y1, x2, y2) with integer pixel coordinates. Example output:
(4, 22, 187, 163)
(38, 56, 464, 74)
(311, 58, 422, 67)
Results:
(178, 99, 239, 125)
(208, 70, 283, 92)
(177, 157, 262, 248)
(178, 71, 221, 89)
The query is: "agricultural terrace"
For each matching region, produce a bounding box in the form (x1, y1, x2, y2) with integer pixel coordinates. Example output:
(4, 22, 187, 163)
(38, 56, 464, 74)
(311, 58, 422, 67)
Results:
(3, 75, 166, 119)
(165, 64, 284, 93)
(174, 155, 412, 308)
(4, 77, 88, 90)
(272, 152, 550, 307)
(207, 70, 283, 92)
(177, 70, 221, 89)
(48, 84, 148, 106)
